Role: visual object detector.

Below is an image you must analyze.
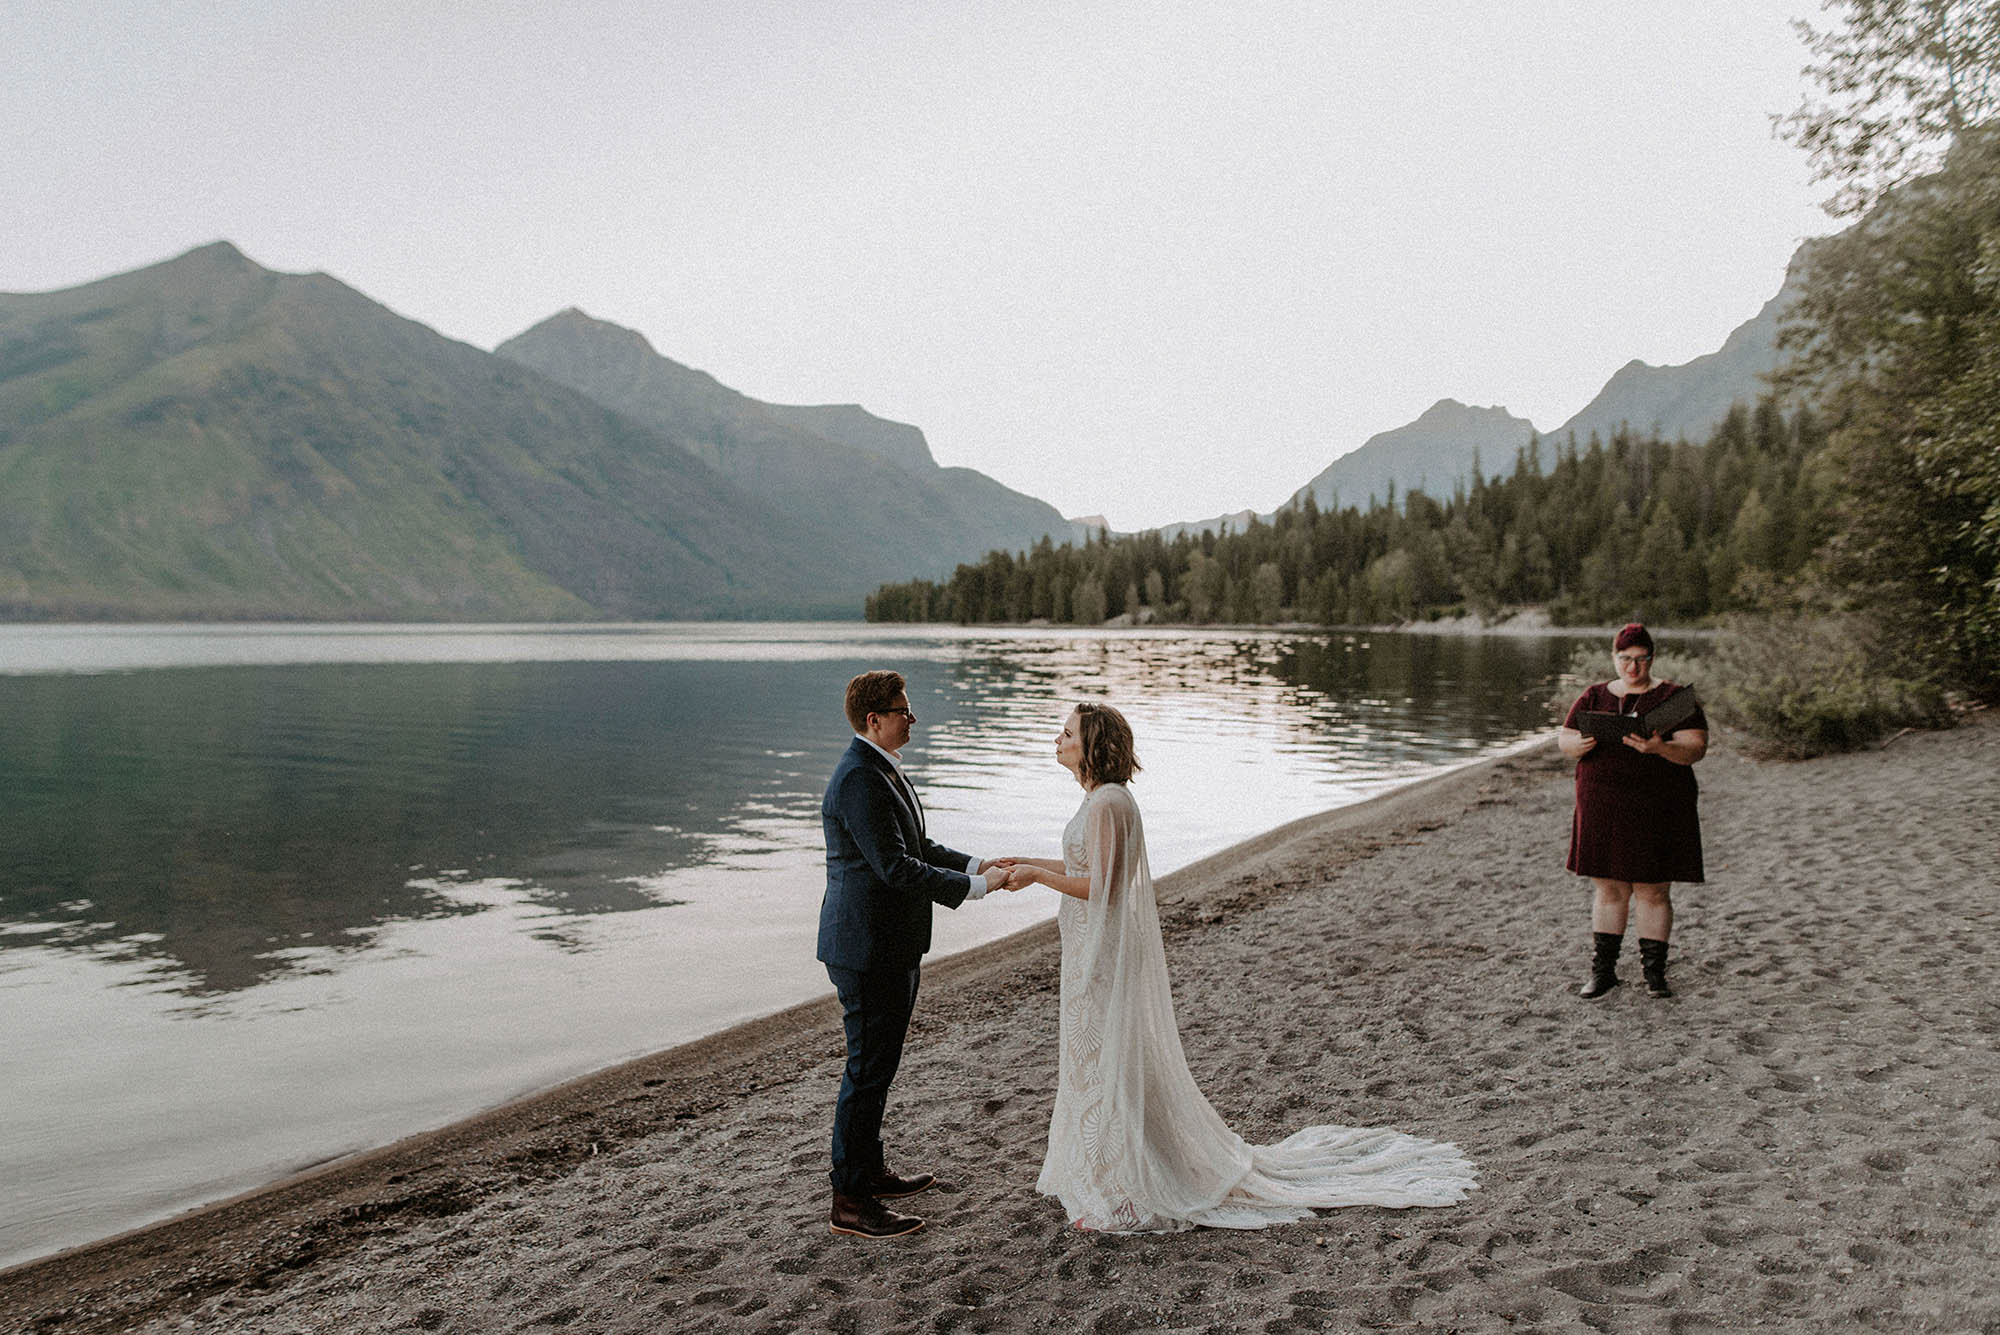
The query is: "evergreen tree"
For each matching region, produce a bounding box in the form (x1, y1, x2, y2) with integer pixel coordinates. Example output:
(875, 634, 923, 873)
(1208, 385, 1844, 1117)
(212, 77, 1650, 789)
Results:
(1778, 1, 2000, 696)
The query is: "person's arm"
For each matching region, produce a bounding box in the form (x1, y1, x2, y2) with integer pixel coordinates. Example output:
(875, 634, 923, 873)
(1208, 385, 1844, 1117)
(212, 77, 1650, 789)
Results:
(990, 856, 1065, 873)
(960, 855, 1013, 899)
(1558, 687, 1600, 760)
(1011, 792, 1142, 901)
(1622, 727, 1707, 765)
(1004, 862, 1090, 898)
(837, 770, 981, 906)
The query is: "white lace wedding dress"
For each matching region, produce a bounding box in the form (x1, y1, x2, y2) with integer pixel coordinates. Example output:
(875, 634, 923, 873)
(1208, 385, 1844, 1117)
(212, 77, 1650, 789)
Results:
(1036, 783, 1478, 1232)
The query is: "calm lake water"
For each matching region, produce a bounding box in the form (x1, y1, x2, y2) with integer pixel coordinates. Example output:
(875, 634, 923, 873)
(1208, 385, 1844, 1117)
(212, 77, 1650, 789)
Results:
(0, 621, 1591, 1268)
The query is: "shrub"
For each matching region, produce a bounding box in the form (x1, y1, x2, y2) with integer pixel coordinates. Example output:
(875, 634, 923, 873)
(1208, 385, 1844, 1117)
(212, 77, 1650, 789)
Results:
(1701, 607, 1950, 759)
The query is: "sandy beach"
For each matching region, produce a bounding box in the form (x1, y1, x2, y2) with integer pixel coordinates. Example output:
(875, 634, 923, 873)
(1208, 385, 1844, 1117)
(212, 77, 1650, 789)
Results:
(5, 715, 1995, 1335)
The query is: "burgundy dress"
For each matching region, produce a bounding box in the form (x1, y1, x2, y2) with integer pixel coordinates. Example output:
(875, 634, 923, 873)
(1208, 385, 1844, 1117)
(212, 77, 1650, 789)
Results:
(1564, 682, 1706, 884)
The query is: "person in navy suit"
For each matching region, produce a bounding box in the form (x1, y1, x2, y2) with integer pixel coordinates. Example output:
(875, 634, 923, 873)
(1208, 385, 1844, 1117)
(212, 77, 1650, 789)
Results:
(819, 669, 1008, 1238)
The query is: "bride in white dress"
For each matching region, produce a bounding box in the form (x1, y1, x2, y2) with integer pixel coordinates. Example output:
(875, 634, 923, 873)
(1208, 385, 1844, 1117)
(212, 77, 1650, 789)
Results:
(998, 702, 1478, 1233)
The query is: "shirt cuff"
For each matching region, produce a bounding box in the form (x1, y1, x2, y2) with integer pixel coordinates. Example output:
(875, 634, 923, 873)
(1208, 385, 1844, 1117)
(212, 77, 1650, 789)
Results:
(964, 856, 985, 900)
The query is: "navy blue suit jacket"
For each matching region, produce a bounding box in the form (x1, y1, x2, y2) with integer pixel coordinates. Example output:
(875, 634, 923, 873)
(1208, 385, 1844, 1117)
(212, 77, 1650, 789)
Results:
(818, 736, 973, 972)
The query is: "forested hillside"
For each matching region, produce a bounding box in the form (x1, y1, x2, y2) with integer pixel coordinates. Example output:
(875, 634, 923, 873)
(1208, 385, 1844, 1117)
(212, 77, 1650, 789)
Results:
(866, 400, 1827, 630)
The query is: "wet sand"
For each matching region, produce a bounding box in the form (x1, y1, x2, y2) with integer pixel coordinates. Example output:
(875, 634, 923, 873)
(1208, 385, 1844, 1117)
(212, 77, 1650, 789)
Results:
(4, 716, 1995, 1334)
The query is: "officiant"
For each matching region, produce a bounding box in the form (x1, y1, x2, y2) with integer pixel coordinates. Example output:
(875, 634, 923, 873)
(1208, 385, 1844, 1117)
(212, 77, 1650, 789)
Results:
(1557, 622, 1708, 1000)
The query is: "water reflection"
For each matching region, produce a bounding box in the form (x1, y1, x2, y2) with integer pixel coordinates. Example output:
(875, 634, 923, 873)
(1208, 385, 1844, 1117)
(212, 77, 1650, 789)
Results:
(0, 623, 1593, 1268)
(0, 659, 836, 994)
(2, 628, 1580, 1000)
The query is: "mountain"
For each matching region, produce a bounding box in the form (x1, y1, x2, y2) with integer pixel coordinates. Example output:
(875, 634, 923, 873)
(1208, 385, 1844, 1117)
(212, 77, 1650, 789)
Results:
(1289, 398, 1539, 513)
(494, 309, 1082, 583)
(1150, 509, 1261, 543)
(0, 243, 860, 619)
(1546, 263, 1801, 449)
(1152, 260, 1801, 538)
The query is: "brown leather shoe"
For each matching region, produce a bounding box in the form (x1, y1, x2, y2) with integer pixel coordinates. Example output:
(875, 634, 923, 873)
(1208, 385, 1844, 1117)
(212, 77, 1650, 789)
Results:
(829, 1191, 924, 1238)
(865, 1168, 936, 1199)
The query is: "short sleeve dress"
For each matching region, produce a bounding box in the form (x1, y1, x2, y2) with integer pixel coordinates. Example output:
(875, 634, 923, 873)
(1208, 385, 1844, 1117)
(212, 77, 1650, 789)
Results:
(1564, 681, 1706, 884)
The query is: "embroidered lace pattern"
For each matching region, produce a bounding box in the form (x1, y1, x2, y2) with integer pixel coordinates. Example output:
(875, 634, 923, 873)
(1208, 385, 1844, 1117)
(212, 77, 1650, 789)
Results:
(1035, 784, 1479, 1232)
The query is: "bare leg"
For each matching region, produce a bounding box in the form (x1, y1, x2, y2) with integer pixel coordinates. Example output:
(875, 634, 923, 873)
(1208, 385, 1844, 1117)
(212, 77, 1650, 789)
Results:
(1591, 878, 1634, 934)
(1631, 883, 1672, 942)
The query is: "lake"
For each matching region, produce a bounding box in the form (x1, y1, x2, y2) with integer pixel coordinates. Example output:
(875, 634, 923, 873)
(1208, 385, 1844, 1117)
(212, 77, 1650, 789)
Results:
(0, 621, 1592, 1268)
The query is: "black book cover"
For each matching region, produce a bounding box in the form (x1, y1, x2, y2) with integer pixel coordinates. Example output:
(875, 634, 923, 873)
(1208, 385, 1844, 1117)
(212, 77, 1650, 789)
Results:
(1575, 685, 1700, 741)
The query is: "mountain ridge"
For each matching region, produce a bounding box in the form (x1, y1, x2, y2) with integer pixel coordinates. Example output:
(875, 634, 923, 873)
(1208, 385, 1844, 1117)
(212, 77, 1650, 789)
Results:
(0, 244, 865, 619)
(493, 308, 1084, 586)
(1145, 256, 1803, 538)
(0, 238, 1809, 617)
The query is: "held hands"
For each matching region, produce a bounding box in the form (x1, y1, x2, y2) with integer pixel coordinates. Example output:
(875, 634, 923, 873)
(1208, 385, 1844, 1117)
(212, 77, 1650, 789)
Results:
(976, 857, 1039, 892)
(979, 857, 1028, 893)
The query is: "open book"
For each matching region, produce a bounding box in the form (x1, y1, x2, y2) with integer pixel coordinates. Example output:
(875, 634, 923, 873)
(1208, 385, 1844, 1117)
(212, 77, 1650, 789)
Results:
(1574, 684, 1702, 742)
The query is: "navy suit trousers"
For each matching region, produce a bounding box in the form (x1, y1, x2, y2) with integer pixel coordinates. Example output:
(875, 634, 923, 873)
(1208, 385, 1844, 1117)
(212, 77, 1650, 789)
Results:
(826, 963, 921, 1195)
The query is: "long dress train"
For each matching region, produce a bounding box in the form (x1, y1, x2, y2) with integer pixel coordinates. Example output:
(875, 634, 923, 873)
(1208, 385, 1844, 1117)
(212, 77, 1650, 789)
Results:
(1036, 784, 1478, 1232)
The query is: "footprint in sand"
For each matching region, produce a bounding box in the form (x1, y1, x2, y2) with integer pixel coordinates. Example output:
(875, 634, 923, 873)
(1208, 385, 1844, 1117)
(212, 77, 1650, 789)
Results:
(1863, 1149, 1908, 1174)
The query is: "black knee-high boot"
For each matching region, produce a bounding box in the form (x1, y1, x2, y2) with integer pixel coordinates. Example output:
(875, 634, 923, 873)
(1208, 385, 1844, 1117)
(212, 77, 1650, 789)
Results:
(1579, 931, 1623, 999)
(1639, 937, 1673, 997)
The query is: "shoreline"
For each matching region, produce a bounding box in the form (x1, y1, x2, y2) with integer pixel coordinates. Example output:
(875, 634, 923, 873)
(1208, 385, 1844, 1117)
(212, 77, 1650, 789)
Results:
(0, 733, 1543, 1280)
(6, 718, 1995, 1333)
(0, 742, 1553, 1325)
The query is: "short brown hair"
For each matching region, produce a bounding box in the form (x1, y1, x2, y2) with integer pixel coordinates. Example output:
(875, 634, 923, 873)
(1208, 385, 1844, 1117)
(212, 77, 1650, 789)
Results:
(1075, 702, 1141, 786)
(845, 670, 907, 732)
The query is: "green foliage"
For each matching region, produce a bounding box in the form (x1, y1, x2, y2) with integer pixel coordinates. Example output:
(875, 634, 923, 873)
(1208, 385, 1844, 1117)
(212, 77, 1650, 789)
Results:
(866, 402, 1830, 629)
(1547, 582, 1949, 759)
(1546, 644, 1610, 721)
(1700, 597, 1951, 758)
(1779, 11, 2000, 700)
(1778, 0, 2000, 217)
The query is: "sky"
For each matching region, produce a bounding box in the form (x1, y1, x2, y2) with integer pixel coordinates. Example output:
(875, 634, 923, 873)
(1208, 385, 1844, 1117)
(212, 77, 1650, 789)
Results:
(7, 1, 1839, 531)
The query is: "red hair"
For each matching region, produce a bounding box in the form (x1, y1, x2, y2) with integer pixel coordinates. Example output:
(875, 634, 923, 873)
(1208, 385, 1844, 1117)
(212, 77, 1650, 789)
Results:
(1613, 623, 1654, 654)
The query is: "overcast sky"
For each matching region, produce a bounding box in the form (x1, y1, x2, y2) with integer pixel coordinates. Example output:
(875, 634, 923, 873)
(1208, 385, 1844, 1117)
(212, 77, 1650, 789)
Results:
(8, 1, 1837, 531)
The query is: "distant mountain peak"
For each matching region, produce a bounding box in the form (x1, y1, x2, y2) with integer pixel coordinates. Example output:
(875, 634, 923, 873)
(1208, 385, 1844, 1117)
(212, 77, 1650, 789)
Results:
(186, 239, 251, 264)
(1413, 397, 1521, 425)
(1548, 271, 1799, 447)
(516, 306, 657, 351)
(1285, 399, 1536, 512)
(148, 239, 261, 281)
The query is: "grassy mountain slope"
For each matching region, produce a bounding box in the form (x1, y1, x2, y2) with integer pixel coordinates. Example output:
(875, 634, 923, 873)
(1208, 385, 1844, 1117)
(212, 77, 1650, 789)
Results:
(0, 244, 848, 619)
(495, 309, 1081, 587)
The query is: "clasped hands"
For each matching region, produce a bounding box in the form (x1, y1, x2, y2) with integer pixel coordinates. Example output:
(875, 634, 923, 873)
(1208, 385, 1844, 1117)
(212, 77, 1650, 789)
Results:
(979, 857, 1040, 892)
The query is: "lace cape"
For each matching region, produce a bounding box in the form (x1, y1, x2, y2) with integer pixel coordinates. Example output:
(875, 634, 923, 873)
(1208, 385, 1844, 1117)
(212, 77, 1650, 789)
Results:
(1035, 783, 1478, 1232)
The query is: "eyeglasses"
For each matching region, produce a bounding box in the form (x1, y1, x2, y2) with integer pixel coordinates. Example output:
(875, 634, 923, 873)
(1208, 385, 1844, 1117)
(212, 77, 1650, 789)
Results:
(1615, 653, 1652, 666)
(875, 707, 916, 720)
